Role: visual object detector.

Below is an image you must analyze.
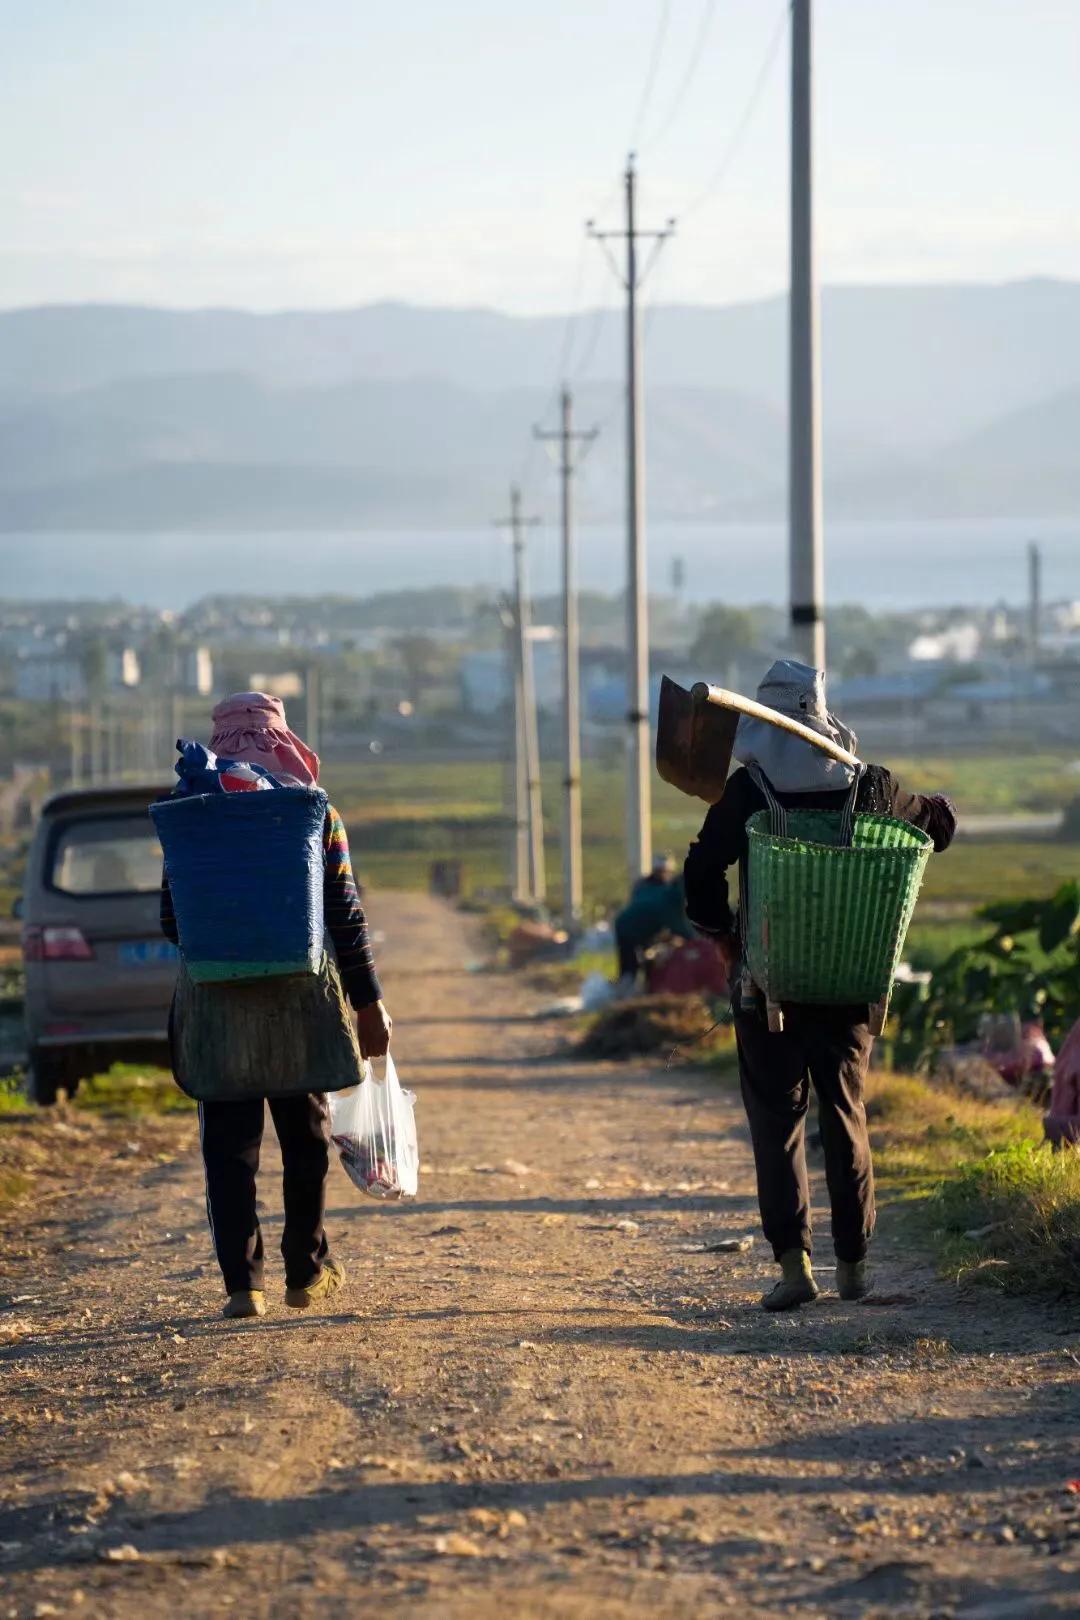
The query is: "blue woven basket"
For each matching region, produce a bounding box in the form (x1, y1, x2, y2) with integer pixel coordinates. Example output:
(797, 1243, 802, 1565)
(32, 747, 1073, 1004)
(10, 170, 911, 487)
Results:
(151, 788, 328, 984)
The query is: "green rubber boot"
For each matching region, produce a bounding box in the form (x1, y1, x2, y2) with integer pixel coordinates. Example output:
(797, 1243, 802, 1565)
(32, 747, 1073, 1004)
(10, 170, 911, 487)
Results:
(223, 1290, 266, 1320)
(285, 1257, 346, 1312)
(761, 1248, 819, 1312)
(837, 1258, 871, 1301)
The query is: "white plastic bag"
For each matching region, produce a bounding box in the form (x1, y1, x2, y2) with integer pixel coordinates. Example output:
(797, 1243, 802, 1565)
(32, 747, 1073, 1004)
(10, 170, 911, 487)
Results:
(580, 971, 616, 1012)
(328, 1053, 419, 1200)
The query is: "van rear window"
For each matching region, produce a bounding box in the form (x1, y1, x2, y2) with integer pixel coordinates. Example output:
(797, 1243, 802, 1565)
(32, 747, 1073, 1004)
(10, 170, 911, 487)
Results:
(49, 816, 163, 896)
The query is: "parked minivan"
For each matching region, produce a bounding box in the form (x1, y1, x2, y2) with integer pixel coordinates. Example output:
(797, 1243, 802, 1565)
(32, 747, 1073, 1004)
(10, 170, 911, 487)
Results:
(20, 784, 177, 1102)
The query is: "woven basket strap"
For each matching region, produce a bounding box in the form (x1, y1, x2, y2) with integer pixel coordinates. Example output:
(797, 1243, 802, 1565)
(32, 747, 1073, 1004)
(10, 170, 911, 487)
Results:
(738, 849, 749, 953)
(838, 766, 867, 847)
(747, 763, 786, 837)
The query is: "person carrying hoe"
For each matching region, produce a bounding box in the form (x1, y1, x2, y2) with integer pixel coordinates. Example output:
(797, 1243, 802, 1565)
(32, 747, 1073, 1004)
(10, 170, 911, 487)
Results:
(683, 661, 956, 1310)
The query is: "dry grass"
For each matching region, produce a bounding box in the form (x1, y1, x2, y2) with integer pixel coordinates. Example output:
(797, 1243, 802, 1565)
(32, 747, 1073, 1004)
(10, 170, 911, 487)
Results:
(934, 1141, 1080, 1298)
(866, 1069, 1041, 1190)
(866, 1068, 1080, 1298)
(579, 994, 733, 1063)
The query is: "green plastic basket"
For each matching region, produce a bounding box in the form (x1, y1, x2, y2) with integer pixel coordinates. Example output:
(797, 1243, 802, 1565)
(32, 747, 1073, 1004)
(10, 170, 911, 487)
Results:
(744, 809, 933, 1008)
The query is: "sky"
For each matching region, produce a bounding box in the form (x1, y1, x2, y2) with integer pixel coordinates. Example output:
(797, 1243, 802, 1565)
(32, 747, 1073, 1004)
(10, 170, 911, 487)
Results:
(2, 0, 1079, 315)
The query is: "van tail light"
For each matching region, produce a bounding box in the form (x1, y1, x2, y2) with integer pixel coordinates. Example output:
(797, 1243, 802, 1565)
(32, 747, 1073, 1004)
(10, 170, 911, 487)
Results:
(22, 926, 94, 962)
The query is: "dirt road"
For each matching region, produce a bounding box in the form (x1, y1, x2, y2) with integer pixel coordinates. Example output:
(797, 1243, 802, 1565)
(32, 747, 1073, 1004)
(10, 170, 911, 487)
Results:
(2, 894, 1078, 1618)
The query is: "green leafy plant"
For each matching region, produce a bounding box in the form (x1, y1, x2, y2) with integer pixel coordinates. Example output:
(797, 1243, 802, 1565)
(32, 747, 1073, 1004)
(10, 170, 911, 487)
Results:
(893, 880, 1080, 1069)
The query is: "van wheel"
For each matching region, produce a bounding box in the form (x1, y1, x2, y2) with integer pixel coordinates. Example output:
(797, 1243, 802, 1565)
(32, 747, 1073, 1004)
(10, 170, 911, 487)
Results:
(29, 1050, 80, 1106)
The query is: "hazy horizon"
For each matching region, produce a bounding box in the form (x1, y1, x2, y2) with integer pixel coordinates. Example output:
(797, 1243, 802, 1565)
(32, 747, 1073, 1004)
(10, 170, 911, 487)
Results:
(5, 2, 1079, 313)
(2, 271, 1076, 321)
(2, 520, 1074, 615)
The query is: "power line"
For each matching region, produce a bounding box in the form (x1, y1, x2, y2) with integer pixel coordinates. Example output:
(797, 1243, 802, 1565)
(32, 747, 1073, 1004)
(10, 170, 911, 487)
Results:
(629, 0, 675, 149)
(641, 0, 723, 153)
(569, 1, 786, 410)
(679, 1, 789, 221)
(569, 303, 610, 386)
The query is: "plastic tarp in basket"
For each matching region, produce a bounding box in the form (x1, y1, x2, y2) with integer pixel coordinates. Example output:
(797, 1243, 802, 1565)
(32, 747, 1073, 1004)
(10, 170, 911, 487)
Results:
(151, 786, 328, 983)
(744, 805, 932, 1024)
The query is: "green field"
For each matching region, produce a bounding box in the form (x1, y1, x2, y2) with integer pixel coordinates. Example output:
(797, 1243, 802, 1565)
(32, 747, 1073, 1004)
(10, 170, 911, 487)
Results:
(323, 754, 1080, 950)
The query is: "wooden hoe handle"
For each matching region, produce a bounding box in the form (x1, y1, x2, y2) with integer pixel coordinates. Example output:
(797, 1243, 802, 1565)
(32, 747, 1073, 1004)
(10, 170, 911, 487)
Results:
(690, 683, 863, 771)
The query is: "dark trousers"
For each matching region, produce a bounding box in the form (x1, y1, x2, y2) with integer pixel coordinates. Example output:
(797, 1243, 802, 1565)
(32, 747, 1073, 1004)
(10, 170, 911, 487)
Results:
(198, 1093, 332, 1294)
(614, 923, 639, 980)
(734, 1000, 875, 1264)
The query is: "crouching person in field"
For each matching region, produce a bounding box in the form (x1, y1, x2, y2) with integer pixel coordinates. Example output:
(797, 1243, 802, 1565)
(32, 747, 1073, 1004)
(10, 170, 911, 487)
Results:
(683, 662, 956, 1311)
(160, 693, 391, 1321)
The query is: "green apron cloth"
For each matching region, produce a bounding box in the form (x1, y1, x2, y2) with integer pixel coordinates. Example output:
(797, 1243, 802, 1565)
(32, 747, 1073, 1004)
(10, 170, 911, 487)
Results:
(171, 951, 365, 1102)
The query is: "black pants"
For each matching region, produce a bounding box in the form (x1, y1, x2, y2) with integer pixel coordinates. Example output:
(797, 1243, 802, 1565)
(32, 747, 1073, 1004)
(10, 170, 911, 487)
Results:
(198, 1093, 332, 1294)
(614, 923, 639, 980)
(734, 1000, 875, 1264)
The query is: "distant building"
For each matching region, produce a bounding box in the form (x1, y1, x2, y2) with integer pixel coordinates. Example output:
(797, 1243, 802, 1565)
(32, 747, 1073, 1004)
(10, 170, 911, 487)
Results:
(460, 634, 562, 716)
(908, 624, 981, 663)
(248, 671, 303, 699)
(14, 646, 141, 702)
(174, 645, 214, 696)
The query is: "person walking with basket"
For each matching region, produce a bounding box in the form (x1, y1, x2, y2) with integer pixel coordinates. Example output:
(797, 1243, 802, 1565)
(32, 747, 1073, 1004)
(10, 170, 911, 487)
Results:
(157, 693, 391, 1321)
(683, 662, 956, 1311)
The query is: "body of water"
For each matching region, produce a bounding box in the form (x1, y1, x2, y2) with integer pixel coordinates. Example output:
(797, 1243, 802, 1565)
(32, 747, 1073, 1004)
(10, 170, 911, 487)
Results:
(2, 519, 1076, 610)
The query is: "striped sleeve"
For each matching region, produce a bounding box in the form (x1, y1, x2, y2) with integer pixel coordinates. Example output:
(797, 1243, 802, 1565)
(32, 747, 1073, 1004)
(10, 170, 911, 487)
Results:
(323, 806, 382, 1008)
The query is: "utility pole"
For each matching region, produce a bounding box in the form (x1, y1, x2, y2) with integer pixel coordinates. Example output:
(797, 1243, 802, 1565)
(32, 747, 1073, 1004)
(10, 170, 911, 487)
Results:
(306, 662, 321, 759)
(789, 0, 825, 671)
(495, 486, 544, 903)
(1028, 540, 1042, 660)
(88, 698, 103, 784)
(68, 702, 81, 787)
(497, 601, 529, 901)
(589, 156, 674, 887)
(534, 389, 597, 930)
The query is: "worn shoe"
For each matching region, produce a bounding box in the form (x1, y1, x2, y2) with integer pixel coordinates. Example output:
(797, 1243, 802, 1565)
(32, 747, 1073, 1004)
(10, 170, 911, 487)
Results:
(223, 1290, 266, 1320)
(285, 1258, 346, 1312)
(761, 1248, 819, 1312)
(837, 1258, 871, 1301)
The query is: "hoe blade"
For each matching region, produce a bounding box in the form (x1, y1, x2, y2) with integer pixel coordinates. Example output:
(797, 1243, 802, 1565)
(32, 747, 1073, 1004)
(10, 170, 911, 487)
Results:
(655, 675, 739, 804)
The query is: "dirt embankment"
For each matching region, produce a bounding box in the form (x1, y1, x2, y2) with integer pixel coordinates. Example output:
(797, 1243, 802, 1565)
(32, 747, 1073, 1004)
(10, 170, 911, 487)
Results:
(1, 893, 1078, 1619)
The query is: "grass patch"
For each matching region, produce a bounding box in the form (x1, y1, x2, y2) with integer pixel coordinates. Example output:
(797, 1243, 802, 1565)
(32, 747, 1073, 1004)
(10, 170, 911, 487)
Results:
(933, 1141, 1080, 1298)
(0, 1168, 31, 1206)
(867, 1069, 1042, 1191)
(866, 1069, 1080, 1298)
(527, 949, 612, 996)
(73, 1062, 194, 1117)
(319, 755, 1080, 930)
(886, 752, 1078, 816)
(0, 1072, 30, 1114)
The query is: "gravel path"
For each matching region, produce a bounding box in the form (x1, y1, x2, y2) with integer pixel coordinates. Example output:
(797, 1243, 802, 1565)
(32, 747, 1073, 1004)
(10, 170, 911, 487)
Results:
(1, 893, 1078, 1618)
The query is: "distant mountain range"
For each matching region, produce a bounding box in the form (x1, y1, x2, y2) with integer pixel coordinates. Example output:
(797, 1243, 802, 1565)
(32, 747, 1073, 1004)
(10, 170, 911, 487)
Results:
(1, 281, 1078, 527)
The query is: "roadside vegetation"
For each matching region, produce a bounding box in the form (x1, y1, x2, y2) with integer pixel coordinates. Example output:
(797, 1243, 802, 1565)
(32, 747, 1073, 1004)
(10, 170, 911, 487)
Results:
(0, 1065, 188, 1221)
(0, 1062, 188, 1121)
(867, 1070, 1080, 1298)
(323, 753, 1080, 952)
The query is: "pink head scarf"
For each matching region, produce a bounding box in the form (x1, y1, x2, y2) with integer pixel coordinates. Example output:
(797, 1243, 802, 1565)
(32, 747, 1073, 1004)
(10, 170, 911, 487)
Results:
(209, 692, 320, 786)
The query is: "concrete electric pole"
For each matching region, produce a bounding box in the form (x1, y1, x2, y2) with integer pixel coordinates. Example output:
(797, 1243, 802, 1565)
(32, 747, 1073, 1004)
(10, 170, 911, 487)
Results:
(589, 156, 674, 887)
(497, 601, 530, 901)
(495, 486, 545, 904)
(789, 0, 826, 671)
(535, 389, 598, 932)
(1028, 540, 1042, 659)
